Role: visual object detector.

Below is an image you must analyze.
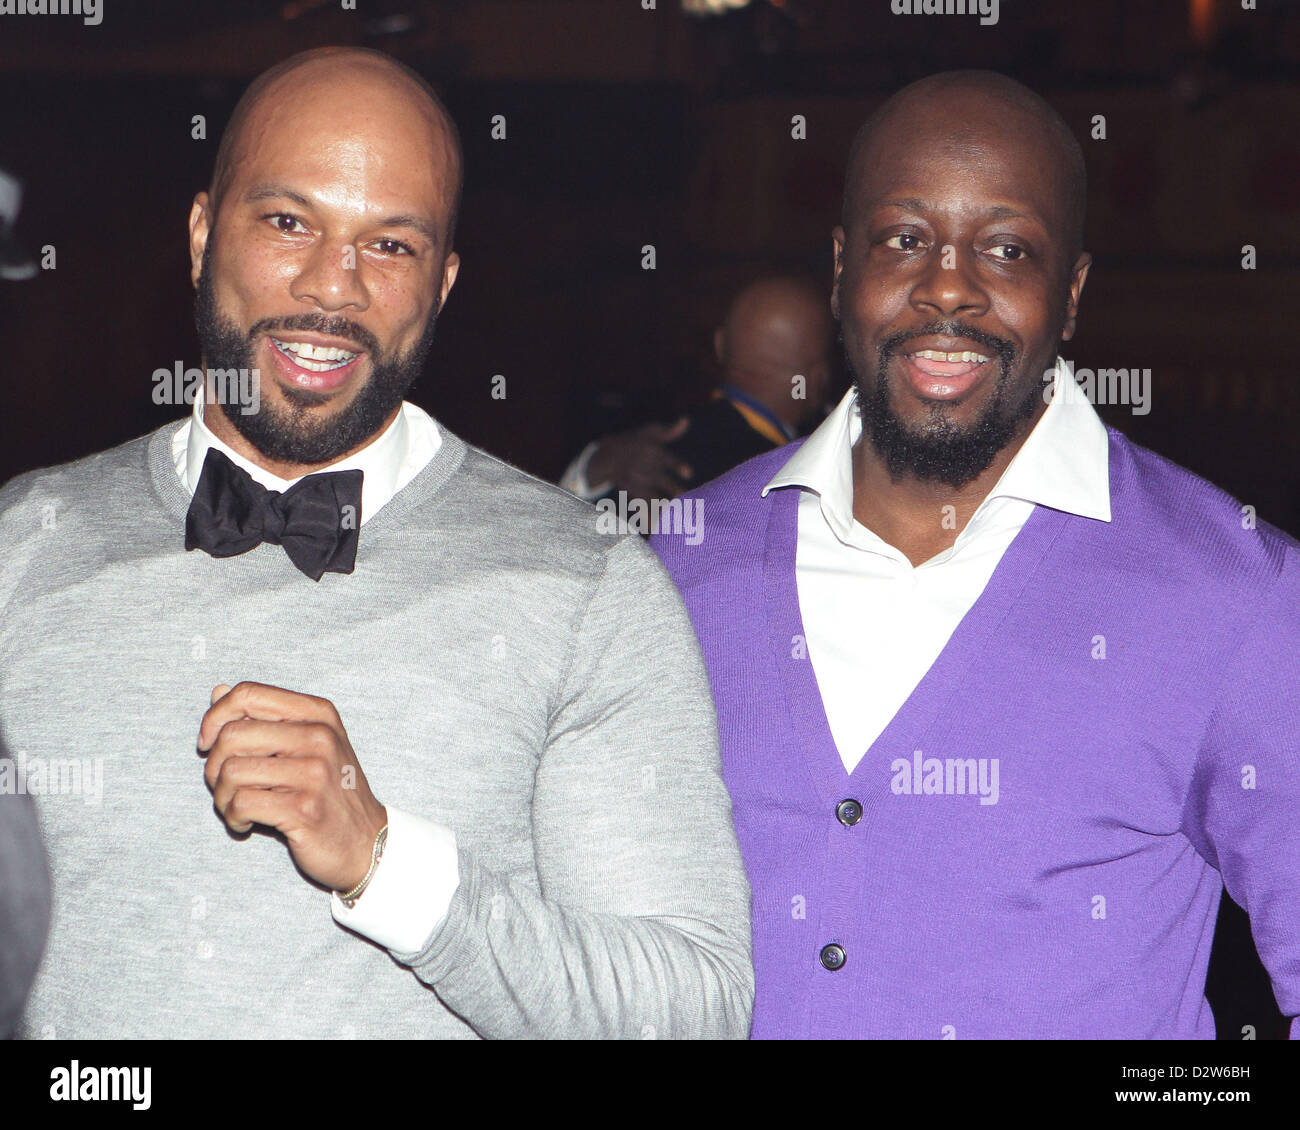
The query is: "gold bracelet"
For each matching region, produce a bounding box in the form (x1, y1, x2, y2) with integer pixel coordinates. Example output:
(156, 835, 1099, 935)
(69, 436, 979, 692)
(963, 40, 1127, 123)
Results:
(339, 823, 388, 908)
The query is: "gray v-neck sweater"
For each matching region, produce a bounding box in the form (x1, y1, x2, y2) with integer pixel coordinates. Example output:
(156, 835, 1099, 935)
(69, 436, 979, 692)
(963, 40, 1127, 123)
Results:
(0, 419, 753, 1039)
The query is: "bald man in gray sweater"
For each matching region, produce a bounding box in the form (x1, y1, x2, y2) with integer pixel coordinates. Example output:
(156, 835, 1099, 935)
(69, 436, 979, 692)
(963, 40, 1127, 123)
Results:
(0, 48, 751, 1040)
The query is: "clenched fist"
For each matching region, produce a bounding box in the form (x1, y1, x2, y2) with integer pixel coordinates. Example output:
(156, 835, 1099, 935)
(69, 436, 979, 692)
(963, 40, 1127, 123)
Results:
(198, 681, 387, 894)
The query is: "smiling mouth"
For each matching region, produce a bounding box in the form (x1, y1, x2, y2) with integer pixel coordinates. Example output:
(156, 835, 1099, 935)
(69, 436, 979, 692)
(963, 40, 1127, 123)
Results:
(905, 348, 991, 378)
(897, 346, 994, 401)
(269, 337, 361, 373)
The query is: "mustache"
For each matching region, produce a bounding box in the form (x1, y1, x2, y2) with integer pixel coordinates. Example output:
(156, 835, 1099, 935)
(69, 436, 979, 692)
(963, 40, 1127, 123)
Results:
(877, 321, 1017, 369)
(247, 312, 383, 358)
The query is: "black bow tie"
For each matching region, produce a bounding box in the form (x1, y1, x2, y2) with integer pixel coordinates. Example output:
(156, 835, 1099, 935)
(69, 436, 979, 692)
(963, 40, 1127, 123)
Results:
(185, 448, 363, 581)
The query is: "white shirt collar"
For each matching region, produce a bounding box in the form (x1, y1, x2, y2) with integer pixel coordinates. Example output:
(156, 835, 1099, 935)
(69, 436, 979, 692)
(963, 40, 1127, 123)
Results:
(763, 355, 1112, 547)
(172, 395, 440, 526)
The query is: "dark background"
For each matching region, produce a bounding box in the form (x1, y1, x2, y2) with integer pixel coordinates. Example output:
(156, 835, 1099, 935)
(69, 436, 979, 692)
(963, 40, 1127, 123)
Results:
(0, 0, 1295, 1038)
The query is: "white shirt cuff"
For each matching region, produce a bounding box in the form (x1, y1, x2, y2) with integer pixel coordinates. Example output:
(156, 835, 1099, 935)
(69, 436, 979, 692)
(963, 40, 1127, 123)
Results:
(330, 806, 459, 954)
(559, 441, 614, 500)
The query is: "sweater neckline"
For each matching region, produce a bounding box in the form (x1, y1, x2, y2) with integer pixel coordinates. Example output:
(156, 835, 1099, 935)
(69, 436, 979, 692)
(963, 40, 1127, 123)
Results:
(761, 481, 1075, 807)
(145, 416, 468, 549)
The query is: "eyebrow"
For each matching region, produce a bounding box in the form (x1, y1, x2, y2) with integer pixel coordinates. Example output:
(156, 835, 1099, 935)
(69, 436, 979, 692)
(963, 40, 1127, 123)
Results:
(878, 197, 1042, 224)
(244, 183, 439, 246)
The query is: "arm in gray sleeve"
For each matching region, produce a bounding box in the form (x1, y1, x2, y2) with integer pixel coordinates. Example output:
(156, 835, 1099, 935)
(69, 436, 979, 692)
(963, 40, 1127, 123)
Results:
(394, 533, 754, 1039)
(0, 787, 51, 1037)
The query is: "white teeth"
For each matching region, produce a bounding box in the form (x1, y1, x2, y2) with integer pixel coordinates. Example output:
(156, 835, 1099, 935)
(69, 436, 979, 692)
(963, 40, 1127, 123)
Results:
(271, 338, 358, 371)
(911, 349, 990, 363)
(292, 356, 347, 373)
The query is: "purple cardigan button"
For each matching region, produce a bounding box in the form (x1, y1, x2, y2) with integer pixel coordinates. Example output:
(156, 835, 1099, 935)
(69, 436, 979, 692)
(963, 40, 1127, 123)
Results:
(819, 943, 846, 971)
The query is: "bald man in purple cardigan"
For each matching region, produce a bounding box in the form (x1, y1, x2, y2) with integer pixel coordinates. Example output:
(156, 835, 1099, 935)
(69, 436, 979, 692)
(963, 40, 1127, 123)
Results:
(652, 71, 1300, 1039)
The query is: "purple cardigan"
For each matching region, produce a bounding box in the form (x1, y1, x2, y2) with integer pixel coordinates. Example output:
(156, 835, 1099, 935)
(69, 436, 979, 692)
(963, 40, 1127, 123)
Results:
(651, 428, 1300, 1039)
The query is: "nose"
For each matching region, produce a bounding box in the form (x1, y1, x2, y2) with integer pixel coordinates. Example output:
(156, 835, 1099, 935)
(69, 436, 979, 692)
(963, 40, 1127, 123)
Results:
(909, 245, 989, 319)
(289, 239, 370, 313)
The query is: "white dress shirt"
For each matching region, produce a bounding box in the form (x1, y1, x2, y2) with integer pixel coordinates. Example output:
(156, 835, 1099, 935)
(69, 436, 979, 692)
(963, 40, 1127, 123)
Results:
(763, 356, 1112, 775)
(175, 395, 460, 953)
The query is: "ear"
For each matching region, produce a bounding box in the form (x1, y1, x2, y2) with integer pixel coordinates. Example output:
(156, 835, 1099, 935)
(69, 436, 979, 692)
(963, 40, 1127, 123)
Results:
(1059, 250, 1092, 343)
(830, 226, 846, 322)
(438, 250, 460, 309)
(188, 193, 213, 290)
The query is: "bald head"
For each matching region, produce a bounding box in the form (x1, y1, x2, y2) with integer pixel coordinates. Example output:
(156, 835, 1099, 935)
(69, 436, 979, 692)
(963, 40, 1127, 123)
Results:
(210, 47, 463, 250)
(715, 275, 833, 428)
(843, 70, 1085, 261)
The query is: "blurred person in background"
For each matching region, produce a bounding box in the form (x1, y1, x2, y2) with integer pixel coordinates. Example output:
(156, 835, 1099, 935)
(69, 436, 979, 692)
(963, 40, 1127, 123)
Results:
(561, 274, 834, 503)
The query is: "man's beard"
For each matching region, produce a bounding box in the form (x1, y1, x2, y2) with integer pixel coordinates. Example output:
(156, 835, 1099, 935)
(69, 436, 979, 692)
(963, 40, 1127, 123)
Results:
(847, 321, 1037, 490)
(194, 243, 440, 465)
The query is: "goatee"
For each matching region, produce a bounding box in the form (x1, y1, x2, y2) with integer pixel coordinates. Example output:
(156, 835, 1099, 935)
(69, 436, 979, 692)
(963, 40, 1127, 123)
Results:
(848, 321, 1037, 490)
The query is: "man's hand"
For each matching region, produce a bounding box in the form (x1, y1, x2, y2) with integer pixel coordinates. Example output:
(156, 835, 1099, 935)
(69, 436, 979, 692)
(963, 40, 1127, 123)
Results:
(587, 417, 692, 500)
(198, 681, 387, 894)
